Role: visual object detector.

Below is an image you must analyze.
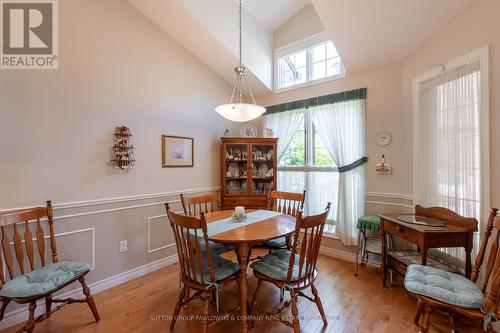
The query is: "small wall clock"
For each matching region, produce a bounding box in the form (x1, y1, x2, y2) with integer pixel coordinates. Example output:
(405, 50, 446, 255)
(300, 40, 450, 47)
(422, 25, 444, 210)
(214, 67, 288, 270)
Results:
(376, 132, 392, 146)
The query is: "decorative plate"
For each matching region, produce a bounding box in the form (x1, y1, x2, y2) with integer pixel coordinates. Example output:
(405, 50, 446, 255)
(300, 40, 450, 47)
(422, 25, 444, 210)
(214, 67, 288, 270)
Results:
(258, 164, 269, 178)
(228, 162, 239, 177)
(240, 125, 257, 138)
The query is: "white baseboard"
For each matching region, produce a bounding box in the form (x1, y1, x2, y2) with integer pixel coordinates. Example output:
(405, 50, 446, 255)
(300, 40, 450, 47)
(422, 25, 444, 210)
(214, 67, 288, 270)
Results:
(319, 246, 356, 263)
(0, 254, 179, 330)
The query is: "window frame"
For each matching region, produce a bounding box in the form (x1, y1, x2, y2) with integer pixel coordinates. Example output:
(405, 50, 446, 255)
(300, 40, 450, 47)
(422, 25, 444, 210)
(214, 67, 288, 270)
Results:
(274, 32, 346, 93)
(278, 111, 337, 171)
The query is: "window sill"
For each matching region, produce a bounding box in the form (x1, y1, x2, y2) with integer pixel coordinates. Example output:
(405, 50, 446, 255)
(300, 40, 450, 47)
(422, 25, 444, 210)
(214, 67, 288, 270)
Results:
(274, 72, 346, 94)
(322, 231, 339, 240)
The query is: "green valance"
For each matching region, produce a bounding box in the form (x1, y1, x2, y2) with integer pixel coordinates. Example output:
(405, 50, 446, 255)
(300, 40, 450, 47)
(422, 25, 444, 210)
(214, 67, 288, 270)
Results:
(265, 88, 367, 115)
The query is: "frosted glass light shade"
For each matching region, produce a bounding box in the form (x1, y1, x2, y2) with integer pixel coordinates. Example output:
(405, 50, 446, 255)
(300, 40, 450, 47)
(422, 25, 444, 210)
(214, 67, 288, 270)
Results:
(214, 103, 266, 122)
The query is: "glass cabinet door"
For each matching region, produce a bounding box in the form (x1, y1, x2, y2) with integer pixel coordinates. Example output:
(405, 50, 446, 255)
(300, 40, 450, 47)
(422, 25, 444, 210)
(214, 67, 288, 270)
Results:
(250, 143, 275, 194)
(224, 143, 249, 195)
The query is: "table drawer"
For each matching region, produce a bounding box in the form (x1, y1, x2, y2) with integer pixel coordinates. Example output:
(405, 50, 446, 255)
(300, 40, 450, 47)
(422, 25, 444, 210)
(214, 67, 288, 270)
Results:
(384, 221, 420, 243)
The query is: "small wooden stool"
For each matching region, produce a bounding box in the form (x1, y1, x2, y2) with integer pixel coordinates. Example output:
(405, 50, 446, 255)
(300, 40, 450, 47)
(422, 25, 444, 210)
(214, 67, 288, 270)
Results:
(354, 215, 381, 276)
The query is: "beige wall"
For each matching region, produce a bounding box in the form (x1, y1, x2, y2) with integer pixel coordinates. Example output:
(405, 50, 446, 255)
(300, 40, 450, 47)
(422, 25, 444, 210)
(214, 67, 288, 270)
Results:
(0, 0, 239, 323)
(274, 4, 324, 49)
(0, 0, 241, 208)
(402, 0, 500, 207)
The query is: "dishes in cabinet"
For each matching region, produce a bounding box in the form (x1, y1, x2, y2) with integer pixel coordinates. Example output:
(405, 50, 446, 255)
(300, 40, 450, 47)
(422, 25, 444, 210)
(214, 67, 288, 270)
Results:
(228, 162, 239, 178)
(227, 180, 240, 193)
(257, 164, 269, 178)
(241, 180, 256, 192)
(233, 148, 242, 160)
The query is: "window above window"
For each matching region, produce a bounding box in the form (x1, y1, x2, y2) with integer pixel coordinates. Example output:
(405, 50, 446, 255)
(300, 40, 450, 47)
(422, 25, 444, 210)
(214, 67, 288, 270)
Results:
(275, 33, 345, 92)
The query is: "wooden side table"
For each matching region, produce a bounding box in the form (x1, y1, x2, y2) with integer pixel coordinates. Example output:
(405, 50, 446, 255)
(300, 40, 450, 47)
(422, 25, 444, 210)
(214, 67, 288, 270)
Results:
(379, 205, 477, 287)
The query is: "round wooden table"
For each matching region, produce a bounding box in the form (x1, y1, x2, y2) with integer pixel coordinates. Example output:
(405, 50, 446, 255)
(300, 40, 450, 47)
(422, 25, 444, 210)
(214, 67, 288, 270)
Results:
(203, 210, 296, 333)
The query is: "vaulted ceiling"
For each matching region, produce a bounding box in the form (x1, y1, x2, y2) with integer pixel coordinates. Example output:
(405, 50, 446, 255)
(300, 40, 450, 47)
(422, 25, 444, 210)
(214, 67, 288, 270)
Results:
(239, 0, 310, 31)
(312, 0, 474, 74)
(129, 0, 474, 96)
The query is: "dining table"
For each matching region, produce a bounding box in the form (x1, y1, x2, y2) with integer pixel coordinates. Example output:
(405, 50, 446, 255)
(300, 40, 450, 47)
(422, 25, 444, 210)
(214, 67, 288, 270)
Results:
(201, 209, 296, 333)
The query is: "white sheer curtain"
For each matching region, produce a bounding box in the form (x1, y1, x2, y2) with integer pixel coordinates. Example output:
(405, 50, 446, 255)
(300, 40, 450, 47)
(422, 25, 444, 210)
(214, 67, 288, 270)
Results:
(417, 60, 482, 264)
(264, 109, 304, 161)
(311, 100, 366, 246)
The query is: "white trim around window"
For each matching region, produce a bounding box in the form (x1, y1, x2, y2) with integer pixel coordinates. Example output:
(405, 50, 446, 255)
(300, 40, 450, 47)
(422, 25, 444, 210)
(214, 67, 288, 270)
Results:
(274, 31, 346, 93)
(412, 45, 490, 223)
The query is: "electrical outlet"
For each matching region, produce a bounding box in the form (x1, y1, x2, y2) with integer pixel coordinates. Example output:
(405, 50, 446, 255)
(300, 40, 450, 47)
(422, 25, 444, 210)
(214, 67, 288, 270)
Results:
(120, 240, 128, 253)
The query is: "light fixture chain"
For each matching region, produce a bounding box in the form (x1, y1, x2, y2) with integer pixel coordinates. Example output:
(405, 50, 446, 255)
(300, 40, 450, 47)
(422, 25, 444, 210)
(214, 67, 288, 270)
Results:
(239, 0, 242, 66)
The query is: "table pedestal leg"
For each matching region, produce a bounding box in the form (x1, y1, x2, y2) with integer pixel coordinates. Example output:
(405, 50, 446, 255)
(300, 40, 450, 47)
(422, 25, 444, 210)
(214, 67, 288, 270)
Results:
(237, 243, 249, 333)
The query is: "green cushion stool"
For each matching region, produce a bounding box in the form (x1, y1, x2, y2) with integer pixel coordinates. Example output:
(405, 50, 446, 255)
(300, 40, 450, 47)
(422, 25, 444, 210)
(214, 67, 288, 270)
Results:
(356, 215, 381, 231)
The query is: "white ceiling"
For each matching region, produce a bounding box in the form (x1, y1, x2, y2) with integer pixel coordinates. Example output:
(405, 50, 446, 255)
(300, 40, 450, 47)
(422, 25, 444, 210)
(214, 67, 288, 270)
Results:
(311, 0, 474, 73)
(240, 0, 310, 31)
(130, 0, 475, 97)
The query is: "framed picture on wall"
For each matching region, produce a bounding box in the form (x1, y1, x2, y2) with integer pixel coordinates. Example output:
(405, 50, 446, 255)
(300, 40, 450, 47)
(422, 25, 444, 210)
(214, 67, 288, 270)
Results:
(162, 135, 194, 167)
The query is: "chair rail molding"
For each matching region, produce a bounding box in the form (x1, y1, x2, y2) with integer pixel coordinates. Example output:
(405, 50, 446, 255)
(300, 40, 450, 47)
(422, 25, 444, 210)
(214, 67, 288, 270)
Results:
(0, 186, 221, 212)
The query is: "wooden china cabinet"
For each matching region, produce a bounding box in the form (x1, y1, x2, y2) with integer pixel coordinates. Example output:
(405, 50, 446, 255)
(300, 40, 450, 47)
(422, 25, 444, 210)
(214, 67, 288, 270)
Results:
(221, 137, 278, 209)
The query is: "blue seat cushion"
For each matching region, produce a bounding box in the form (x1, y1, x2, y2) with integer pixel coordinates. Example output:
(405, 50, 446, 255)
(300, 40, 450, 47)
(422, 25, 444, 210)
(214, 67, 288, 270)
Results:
(0, 262, 91, 298)
(250, 249, 308, 281)
(404, 264, 484, 309)
(262, 236, 287, 249)
(186, 255, 240, 284)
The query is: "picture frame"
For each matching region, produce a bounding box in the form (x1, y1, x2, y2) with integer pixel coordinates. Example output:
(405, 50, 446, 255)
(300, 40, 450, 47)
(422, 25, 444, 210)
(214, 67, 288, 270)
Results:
(161, 135, 194, 168)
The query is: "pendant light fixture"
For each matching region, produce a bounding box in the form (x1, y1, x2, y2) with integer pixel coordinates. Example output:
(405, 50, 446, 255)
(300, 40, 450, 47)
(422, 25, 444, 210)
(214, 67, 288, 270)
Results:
(214, 0, 266, 122)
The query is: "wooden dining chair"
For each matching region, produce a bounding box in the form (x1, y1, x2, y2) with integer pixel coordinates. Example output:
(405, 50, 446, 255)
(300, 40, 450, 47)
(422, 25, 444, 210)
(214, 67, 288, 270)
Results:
(250, 203, 331, 333)
(405, 208, 500, 332)
(180, 191, 230, 257)
(0, 201, 99, 332)
(180, 191, 221, 216)
(165, 203, 240, 332)
(263, 190, 306, 251)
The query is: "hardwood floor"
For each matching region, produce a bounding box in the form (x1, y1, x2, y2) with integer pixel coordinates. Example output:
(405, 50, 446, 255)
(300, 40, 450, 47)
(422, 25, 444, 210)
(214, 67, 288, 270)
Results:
(3, 252, 482, 333)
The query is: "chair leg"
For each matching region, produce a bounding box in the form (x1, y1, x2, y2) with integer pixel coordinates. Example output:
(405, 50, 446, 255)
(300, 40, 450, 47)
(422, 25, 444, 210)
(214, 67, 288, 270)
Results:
(79, 276, 100, 322)
(25, 302, 37, 333)
(201, 291, 210, 333)
(0, 299, 10, 321)
(419, 305, 432, 333)
(45, 295, 53, 319)
(183, 288, 190, 308)
(290, 290, 300, 333)
(449, 315, 458, 333)
(170, 285, 186, 329)
(250, 279, 263, 314)
(311, 283, 327, 326)
(414, 298, 424, 325)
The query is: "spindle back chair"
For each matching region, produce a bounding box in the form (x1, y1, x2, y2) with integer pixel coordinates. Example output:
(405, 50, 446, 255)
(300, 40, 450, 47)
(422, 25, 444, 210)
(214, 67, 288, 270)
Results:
(165, 203, 239, 331)
(0, 201, 99, 332)
(413, 208, 500, 332)
(251, 203, 331, 333)
(267, 190, 306, 218)
(180, 191, 221, 216)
